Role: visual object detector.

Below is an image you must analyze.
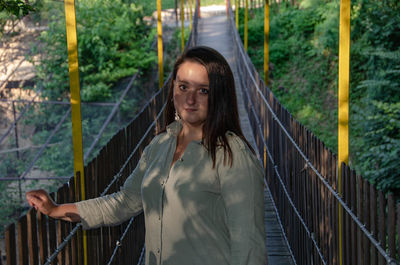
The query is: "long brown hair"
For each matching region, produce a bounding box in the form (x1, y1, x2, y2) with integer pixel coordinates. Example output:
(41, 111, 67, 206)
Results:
(162, 46, 254, 167)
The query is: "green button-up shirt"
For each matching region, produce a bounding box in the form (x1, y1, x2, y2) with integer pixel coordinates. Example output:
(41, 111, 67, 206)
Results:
(76, 121, 266, 265)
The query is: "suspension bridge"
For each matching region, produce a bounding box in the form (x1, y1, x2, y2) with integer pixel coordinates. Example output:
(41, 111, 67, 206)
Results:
(2, 2, 400, 265)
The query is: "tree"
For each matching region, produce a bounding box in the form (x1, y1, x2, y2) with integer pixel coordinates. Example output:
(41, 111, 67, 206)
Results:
(0, 0, 34, 17)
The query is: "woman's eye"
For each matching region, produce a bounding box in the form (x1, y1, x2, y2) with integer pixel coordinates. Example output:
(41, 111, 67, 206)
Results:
(179, 85, 186, 91)
(200, 88, 209, 94)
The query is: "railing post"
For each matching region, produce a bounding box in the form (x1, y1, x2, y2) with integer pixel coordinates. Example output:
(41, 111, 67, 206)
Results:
(264, 0, 269, 85)
(27, 208, 39, 265)
(157, 0, 164, 88)
(5, 223, 16, 265)
(197, 0, 201, 18)
(64, 1, 87, 263)
(181, 0, 185, 51)
(235, 0, 239, 28)
(189, 0, 193, 30)
(244, 0, 248, 51)
(338, 0, 351, 263)
(17, 216, 28, 265)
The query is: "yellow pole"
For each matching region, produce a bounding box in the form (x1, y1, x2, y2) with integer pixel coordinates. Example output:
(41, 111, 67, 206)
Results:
(64, 1, 87, 265)
(264, 0, 269, 85)
(181, 0, 185, 51)
(338, 0, 350, 264)
(157, 0, 164, 88)
(235, 0, 239, 28)
(244, 0, 248, 51)
(189, 0, 192, 31)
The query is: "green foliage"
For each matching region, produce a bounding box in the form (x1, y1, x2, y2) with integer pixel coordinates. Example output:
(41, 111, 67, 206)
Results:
(0, 0, 35, 38)
(0, 181, 24, 237)
(0, 0, 34, 17)
(356, 101, 400, 192)
(241, 0, 400, 193)
(353, 49, 400, 193)
(33, 0, 156, 102)
(239, 3, 339, 152)
(350, 0, 400, 193)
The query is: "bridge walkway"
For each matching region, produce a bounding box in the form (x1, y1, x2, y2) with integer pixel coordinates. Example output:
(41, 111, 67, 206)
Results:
(196, 14, 296, 265)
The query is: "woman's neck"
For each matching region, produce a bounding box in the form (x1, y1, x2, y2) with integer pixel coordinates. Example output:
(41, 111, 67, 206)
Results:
(179, 123, 203, 143)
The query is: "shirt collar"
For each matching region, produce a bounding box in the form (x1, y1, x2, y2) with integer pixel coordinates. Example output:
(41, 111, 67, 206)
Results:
(166, 120, 182, 137)
(166, 121, 203, 145)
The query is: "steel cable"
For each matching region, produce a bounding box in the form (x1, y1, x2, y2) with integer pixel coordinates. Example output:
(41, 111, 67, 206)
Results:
(19, 107, 72, 180)
(0, 87, 43, 145)
(228, 6, 397, 263)
(43, 98, 167, 265)
(105, 5, 200, 264)
(42, 64, 171, 264)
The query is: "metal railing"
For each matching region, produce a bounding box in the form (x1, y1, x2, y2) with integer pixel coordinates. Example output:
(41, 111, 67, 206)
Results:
(4, 3, 200, 265)
(228, 5, 399, 265)
(4, 3, 399, 265)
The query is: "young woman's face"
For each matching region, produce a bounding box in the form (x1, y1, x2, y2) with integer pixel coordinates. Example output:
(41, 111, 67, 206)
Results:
(173, 61, 209, 128)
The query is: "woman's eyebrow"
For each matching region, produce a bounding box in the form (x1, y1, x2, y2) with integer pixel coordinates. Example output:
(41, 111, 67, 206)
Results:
(176, 77, 209, 88)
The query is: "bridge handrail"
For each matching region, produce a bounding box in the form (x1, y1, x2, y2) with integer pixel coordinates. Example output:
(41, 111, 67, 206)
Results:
(104, 5, 200, 265)
(5, 3, 201, 264)
(228, 5, 399, 265)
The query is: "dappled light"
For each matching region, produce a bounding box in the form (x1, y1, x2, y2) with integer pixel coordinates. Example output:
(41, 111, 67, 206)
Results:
(1, 0, 399, 265)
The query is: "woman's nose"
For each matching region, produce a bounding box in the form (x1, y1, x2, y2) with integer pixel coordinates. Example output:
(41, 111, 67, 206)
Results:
(186, 91, 196, 104)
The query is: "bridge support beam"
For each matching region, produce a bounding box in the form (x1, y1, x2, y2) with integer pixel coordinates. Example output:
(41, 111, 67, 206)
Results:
(338, 0, 351, 264)
(157, 0, 164, 88)
(264, 0, 269, 85)
(181, 0, 185, 51)
(244, 0, 248, 51)
(64, 0, 87, 264)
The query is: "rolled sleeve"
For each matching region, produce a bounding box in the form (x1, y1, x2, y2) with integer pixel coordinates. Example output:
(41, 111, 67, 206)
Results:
(75, 146, 149, 229)
(217, 138, 266, 265)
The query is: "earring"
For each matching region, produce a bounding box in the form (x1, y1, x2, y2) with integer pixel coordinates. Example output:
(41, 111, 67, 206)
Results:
(175, 110, 181, 121)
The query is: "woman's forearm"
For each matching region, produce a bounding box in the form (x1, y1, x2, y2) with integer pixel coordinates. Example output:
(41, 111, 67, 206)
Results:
(50, 203, 81, 222)
(26, 189, 81, 223)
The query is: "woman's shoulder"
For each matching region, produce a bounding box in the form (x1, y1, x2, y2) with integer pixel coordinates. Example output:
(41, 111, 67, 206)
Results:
(217, 132, 264, 176)
(142, 131, 172, 158)
(224, 131, 251, 152)
(218, 131, 260, 166)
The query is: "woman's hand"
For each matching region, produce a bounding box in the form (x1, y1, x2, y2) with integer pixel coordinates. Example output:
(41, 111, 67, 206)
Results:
(26, 189, 57, 215)
(26, 189, 81, 222)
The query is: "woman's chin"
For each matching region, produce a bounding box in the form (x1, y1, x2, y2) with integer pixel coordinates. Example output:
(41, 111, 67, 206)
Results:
(181, 118, 206, 128)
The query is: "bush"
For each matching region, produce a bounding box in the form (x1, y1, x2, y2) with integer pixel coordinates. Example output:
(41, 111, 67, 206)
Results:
(353, 49, 400, 193)
(33, 0, 157, 102)
(240, 0, 400, 193)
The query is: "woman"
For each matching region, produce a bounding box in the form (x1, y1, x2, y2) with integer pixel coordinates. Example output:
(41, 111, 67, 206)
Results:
(26, 46, 266, 265)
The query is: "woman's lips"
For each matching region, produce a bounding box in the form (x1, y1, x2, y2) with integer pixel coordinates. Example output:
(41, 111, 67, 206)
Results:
(184, 108, 197, 112)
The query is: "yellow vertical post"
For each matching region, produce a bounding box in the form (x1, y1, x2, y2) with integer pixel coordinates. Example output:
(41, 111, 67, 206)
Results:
(235, 0, 239, 28)
(338, 0, 350, 264)
(64, 1, 87, 265)
(244, 0, 248, 51)
(181, 0, 185, 51)
(264, 0, 269, 85)
(189, 0, 192, 31)
(157, 0, 164, 88)
(197, 0, 201, 18)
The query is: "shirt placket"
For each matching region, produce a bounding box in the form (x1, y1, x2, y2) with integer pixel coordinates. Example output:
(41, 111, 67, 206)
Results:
(158, 138, 178, 265)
